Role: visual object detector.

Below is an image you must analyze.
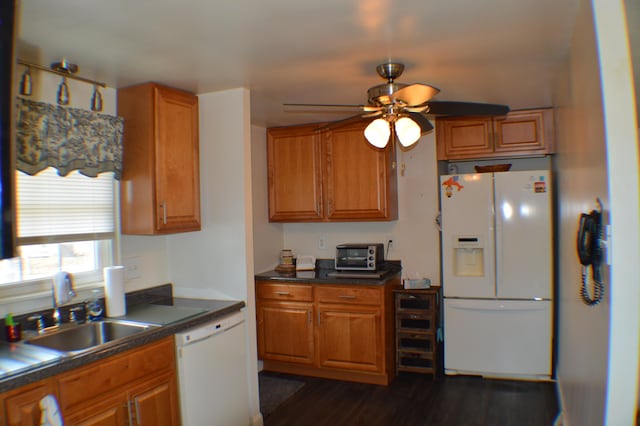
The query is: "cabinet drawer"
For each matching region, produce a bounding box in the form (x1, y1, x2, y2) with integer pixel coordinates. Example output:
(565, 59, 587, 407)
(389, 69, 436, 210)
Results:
(56, 337, 175, 412)
(396, 313, 435, 331)
(395, 293, 436, 312)
(316, 286, 381, 305)
(398, 351, 435, 370)
(257, 283, 313, 302)
(397, 332, 435, 354)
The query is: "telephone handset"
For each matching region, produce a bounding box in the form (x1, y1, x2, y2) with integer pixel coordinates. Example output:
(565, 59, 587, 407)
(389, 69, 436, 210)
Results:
(576, 207, 604, 305)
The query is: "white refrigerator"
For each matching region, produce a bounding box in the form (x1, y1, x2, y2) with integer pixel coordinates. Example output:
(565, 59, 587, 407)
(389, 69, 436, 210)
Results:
(440, 170, 552, 380)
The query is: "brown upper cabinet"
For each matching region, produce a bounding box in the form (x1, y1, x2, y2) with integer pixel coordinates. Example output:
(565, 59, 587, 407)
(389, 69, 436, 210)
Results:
(118, 83, 201, 234)
(267, 121, 398, 222)
(436, 108, 555, 160)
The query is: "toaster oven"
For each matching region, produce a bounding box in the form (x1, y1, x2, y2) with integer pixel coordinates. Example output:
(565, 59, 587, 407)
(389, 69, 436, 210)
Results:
(335, 243, 384, 271)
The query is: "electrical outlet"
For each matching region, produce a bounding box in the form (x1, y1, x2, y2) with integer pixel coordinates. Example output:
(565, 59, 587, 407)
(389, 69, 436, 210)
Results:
(319, 237, 327, 250)
(123, 256, 141, 280)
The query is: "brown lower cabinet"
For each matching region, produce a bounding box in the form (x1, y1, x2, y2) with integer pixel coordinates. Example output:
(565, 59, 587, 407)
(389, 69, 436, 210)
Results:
(0, 336, 180, 426)
(256, 279, 399, 385)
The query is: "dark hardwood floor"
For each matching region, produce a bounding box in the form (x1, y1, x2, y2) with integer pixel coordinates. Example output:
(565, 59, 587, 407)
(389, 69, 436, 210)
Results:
(262, 372, 559, 426)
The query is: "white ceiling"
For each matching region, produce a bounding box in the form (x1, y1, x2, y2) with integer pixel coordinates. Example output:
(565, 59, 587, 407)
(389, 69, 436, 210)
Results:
(17, 0, 581, 128)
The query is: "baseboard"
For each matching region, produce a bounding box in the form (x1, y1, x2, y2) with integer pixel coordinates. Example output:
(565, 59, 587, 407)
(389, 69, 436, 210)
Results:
(554, 375, 567, 426)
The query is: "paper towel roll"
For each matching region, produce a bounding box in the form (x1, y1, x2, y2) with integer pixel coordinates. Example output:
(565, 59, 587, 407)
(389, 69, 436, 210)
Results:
(104, 266, 126, 317)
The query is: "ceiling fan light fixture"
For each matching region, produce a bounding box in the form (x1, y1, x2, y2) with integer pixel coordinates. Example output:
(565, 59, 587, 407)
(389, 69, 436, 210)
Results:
(364, 118, 391, 148)
(395, 116, 421, 147)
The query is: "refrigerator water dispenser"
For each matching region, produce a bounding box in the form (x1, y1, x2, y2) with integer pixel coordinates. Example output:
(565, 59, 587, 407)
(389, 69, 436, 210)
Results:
(453, 236, 484, 277)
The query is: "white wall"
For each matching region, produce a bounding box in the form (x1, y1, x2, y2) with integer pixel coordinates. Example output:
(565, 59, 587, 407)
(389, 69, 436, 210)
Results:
(163, 88, 262, 424)
(553, 0, 640, 424)
(273, 131, 441, 284)
(251, 125, 284, 273)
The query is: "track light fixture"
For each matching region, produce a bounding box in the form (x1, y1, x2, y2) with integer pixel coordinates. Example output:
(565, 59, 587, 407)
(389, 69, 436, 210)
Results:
(17, 58, 107, 110)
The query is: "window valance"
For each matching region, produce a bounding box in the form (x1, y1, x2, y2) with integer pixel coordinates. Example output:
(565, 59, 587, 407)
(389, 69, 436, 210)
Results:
(15, 97, 124, 179)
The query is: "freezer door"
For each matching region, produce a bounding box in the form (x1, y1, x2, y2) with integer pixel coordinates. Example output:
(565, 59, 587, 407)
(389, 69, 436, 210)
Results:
(494, 171, 552, 299)
(440, 173, 495, 298)
(444, 299, 552, 378)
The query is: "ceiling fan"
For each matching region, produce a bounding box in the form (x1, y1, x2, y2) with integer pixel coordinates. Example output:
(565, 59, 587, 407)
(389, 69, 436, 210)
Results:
(284, 62, 510, 149)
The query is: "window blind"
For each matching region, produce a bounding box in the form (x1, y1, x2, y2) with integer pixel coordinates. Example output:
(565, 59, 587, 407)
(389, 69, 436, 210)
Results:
(16, 168, 115, 243)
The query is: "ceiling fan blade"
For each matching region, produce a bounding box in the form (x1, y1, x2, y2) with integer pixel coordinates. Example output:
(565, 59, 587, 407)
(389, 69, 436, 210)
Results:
(407, 112, 434, 133)
(425, 101, 510, 116)
(283, 103, 367, 110)
(404, 105, 428, 113)
(362, 110, 383, 118)
(390, 84, 440, 106)
(317, 114, 371, 131)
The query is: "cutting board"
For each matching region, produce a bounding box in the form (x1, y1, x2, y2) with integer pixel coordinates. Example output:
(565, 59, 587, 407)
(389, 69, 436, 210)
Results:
(122, 304, 206, 325)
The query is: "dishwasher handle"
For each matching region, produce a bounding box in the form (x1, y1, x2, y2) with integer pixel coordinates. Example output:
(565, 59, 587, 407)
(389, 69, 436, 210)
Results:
(175, 311, 245, 347)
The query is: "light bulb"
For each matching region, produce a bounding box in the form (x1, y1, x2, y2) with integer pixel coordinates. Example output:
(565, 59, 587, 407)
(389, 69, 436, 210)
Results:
(395, 117, 421, 147)
(91, 85, 103, 112)
(19, 68, 32, 96)
(364, 118, 391, 148)
(57, 77, 70, 105)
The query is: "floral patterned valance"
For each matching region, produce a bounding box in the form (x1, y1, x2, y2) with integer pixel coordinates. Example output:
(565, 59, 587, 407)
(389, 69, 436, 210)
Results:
(15, 97, 124, 180)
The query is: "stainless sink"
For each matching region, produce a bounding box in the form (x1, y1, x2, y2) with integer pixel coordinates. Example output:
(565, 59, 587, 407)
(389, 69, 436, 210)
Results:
(24, 320, 157, 354)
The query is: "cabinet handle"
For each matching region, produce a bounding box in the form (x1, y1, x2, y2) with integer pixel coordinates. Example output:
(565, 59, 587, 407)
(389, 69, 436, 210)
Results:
(275, 291, 290, 296)
(160, 201, 167, 225)
(338, 295, 356, 300)
(134, 399, 141, 424)
(126, 400, 134, 425)
(308, 310, 312, 324)
(317, 310, 321, 325)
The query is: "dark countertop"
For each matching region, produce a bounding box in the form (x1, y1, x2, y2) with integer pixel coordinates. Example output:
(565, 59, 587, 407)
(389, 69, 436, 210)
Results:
(0, 295, 244, 393)
(255, 260, 402, 285)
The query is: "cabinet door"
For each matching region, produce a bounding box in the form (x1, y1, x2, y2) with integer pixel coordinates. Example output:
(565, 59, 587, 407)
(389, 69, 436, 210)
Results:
(257, 300, 314, 364)
(63, 391, 128, 426)
(324, 123, 397, 220)
(436, 117, 494, 160)
(129, 372, 180, 426)
(267, 125, 324, 221)
(317, 304, 382, 373)
(4, 379, 54, 426)
(494, 109, 553, 155)
(155, 86, 201, 233)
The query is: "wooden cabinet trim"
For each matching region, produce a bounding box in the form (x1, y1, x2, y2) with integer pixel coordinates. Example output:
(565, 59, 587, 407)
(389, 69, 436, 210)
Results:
(56, 336, 175, 414)
(315, 285, 382, 305)
(267, 121, 398, 222)
(256, 282, 313, 302)
(267, 124, 324, 221)
(436, 108, 554, 160)
(119, 82, 201, 235)
(2, 378, 55, 426)
(257, 279, 400, 385)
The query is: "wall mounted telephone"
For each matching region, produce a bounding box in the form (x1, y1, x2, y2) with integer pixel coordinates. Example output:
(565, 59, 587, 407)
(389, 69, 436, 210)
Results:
(577, 202, 604, 306)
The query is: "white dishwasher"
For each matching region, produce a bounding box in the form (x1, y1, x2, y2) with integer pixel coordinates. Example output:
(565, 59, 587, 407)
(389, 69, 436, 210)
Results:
(175, 310, 249, 426)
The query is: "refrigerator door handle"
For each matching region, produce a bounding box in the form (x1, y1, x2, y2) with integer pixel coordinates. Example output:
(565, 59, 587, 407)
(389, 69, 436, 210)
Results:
(447, 302, 548, 312)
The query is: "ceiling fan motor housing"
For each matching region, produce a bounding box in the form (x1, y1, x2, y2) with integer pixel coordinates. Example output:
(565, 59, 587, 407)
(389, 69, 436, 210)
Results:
(368, 83, 408, 105)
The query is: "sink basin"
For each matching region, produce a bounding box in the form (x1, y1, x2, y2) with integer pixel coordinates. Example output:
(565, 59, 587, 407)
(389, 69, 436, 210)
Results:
(24, 320, 157, 354)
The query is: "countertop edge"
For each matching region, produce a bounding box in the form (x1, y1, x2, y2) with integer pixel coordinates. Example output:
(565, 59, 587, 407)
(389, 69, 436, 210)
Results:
(0, 299, 245, 393)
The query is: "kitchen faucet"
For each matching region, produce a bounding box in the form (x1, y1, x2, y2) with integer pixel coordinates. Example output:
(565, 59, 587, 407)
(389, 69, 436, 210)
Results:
(52, 271, 75, 326)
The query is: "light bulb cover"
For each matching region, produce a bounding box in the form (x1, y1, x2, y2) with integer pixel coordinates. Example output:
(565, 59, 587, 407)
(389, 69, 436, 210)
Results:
(395, 116, 421, 147)
(364, 118, 391, 148)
